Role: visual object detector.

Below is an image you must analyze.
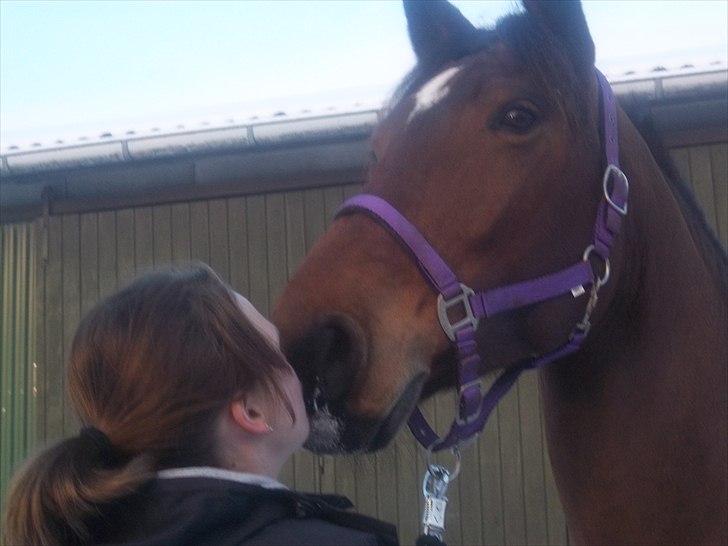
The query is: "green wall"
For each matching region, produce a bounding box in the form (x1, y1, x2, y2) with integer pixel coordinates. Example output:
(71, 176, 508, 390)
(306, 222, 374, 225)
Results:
(0, 140, 725, 544)
(0, 222, 37, 533)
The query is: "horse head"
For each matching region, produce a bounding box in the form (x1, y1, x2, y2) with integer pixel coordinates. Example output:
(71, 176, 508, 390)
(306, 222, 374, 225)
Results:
(274, 0, 618, 454)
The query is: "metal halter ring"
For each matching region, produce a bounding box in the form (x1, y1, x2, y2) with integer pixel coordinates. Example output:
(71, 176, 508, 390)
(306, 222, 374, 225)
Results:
(582, 244, 610, 288)
(425, 445, 462, 483)
(602, 164, 629, 216)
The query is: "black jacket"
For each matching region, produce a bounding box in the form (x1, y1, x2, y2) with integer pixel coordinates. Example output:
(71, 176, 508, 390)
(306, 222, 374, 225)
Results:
(88, 475, 399, 546)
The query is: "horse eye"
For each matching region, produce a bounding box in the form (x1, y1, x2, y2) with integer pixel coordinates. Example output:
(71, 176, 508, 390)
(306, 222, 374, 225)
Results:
(499, 106, 538, 133)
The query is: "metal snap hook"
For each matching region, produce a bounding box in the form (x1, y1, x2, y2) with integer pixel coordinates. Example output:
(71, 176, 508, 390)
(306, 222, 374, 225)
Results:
(425, 445, 462, 483)
(420, 445, 462, 540)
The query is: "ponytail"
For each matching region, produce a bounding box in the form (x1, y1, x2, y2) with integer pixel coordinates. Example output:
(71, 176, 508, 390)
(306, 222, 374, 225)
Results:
(4, 265, 296, 544)
(2, 430, 153, 546)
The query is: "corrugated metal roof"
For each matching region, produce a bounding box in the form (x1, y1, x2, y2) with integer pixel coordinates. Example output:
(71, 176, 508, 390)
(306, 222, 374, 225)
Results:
(610, 64, 727, 99)
(0, 63, 725, 181)
(0, 109, 381, 177)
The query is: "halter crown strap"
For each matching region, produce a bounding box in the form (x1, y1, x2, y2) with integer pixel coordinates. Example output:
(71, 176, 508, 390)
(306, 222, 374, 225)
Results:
(335, 68, 628, 451)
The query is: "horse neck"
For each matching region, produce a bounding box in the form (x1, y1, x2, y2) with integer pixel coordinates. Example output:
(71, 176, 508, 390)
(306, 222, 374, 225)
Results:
(540, 109, 727, 544)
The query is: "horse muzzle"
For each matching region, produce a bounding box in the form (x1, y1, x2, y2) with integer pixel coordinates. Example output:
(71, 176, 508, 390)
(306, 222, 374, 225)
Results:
(304, 371, 427, 453)
(284, 312, 429, 453)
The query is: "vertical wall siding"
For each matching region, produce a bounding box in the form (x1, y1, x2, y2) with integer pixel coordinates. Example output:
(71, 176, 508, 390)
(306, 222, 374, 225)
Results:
(0, 222, 37, 532)
(24, 184, 567, 545)
(1, 139, 724, 545)
(669, 143, 728, 248)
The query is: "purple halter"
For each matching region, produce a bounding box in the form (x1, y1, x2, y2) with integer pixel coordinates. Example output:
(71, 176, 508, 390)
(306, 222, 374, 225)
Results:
(336, 69, 629, 452)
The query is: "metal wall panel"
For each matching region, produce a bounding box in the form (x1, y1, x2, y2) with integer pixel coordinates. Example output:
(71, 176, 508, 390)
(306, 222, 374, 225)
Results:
(670, 143, 728, 247)
(0, 222, 37, 534)
(1, 138, 725, 544)
(19, 185, 566, 545)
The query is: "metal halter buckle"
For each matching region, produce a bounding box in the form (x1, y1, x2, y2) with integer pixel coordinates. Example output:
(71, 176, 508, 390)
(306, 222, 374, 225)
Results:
(456, 378, 483, 426)
(437, 283, 479, 342)
(602, 164, 629, 216)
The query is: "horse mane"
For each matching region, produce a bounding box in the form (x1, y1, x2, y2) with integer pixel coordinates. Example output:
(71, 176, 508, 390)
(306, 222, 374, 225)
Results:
(387, 9, 728, 293)
(620, 100, 728, 292)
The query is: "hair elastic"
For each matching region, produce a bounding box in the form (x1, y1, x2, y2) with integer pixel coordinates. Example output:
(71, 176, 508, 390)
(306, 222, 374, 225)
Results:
(79, 425, 120, 464)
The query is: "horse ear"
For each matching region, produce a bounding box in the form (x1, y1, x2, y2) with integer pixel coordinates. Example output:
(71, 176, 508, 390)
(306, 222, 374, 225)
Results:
(522, 0, 595, 71)
(403, 0, 477, 64)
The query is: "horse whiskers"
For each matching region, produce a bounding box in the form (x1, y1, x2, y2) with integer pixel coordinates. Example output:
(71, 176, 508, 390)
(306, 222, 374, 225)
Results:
(304, 405, 343, 453)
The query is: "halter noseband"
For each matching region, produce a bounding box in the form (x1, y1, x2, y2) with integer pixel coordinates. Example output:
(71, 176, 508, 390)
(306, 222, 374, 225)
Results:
(335, 69, 629, 452)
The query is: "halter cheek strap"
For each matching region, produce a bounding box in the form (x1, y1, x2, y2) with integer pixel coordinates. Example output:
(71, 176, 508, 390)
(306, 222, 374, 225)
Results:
(335, 69, 629, 452)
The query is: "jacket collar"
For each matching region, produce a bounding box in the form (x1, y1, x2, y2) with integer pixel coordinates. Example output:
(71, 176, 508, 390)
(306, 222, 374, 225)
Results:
(157, 466, 288, 490)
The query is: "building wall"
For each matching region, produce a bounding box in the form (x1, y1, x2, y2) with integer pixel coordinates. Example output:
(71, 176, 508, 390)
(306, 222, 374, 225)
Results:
(0, 222, 37, 529)
(2, 140, 726, 545)
(16, 184, 568, 546)
(669, 143, 727, 245)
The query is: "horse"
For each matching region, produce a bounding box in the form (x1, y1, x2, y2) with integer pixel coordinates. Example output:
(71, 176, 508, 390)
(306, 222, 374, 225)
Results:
(272, 1, 728, 543)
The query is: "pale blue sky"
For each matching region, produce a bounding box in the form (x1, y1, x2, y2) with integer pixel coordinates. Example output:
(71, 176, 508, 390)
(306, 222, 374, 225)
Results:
(1, 0, 726, 148)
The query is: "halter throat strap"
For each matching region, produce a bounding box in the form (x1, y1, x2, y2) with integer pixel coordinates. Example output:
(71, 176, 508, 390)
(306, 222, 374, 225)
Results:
(335, 68, 628, 451)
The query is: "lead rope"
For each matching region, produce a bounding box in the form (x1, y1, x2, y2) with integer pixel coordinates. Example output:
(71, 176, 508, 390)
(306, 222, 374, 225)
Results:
(416, 447, 461, 546)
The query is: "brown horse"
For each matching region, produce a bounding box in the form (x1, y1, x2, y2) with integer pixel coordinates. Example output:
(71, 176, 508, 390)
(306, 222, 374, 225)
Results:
(273, 1, 728, 543)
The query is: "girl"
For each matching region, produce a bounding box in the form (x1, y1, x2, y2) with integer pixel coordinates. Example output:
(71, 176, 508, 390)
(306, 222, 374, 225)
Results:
(3, 265, 398, 546)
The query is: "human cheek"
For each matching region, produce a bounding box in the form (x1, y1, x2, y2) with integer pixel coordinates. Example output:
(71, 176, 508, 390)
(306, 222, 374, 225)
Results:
(288, 374, 310, 435)
(290, 376, 306, 418)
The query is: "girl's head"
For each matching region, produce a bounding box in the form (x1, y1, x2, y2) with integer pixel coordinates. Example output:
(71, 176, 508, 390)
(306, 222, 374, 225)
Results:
(3, 264, 309, 545)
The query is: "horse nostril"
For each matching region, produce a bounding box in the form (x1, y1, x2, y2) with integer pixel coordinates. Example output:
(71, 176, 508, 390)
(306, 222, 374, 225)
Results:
(287, 314, 363, 411)
(310, 317, 359, 403)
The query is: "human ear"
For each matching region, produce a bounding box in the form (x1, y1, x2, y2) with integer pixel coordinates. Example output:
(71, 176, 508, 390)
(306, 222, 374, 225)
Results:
(229, 395, 274, 436)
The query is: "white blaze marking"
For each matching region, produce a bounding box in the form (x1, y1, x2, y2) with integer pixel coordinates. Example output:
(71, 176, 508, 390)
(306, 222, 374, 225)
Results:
(407, 66, 462, 123)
